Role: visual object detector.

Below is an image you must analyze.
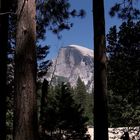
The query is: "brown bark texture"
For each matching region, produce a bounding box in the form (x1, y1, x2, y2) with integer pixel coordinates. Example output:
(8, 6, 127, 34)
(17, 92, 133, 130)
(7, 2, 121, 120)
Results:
(14, 0, 38, 140)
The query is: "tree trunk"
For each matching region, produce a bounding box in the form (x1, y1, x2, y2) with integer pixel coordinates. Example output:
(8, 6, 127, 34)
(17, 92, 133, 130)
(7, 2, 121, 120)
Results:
(0, 0, 9, 139)
(93, 0, 108, 140)
(14, 0, 38, 140)
(40, 79, 48, 137)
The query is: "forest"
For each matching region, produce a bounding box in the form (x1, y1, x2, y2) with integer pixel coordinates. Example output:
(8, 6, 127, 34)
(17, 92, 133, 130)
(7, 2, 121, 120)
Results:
(0, 0, 140, 140)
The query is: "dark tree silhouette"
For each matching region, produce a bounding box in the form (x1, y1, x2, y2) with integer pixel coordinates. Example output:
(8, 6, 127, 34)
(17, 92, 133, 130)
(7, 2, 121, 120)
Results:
(40, 79, 49, 138)
(93, 0, 108, 140)
(0, 0, 9, 139)
(107, 21, 140, 127)
(109, 0, 140, 21)
(42, 83, 89, 140)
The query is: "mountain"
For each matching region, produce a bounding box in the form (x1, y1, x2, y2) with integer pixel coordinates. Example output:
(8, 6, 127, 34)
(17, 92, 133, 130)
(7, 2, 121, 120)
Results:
(46, 45, 94, 92)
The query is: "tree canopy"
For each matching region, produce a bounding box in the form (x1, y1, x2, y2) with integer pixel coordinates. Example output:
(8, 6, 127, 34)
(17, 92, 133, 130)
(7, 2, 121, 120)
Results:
(41, 83, 89, 140)
(107, 21, 140, 127)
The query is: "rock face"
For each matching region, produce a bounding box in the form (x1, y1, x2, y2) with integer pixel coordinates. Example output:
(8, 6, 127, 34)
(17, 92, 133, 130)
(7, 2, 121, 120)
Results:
(47, 45, 94, 92)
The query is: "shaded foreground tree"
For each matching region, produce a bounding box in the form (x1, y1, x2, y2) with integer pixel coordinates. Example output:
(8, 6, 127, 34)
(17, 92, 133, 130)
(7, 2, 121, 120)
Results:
(93, 0, 108, 140)
(3, 0, 85, 139)
(0, 0, 9, 139)
(107, 21, 140, 127)
(14, 0, 38, 140)
(39, 79, 49, 138)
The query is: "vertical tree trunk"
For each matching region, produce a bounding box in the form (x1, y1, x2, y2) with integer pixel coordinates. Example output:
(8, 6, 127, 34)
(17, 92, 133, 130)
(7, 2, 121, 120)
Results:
(0, 0, 8, 139)
(40, 79, 48, 138)
(14, 0, 38, 140)
(93, 0, 108, 140)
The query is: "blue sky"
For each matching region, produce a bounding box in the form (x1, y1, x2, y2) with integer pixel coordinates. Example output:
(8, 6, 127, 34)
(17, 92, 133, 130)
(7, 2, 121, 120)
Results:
(43, 0, 122, 59)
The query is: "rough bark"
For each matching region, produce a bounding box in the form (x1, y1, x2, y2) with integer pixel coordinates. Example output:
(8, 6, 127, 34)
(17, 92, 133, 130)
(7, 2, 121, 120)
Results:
(0, 0, 8, 139)
(14, 0, 38, 140)
(93, 0, 108, 140)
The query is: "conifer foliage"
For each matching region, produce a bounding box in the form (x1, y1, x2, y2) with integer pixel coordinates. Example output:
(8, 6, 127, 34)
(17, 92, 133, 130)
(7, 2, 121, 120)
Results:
(109, 0, 140, 20)
(74, 77, 93, 125)
(1, 0, 86, 139)
(41, 83, 90, 140)
(107, 21, 140, 127)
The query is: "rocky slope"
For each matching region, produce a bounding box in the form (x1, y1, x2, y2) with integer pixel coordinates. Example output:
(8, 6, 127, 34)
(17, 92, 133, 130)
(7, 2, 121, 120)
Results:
(46, 45, 94, 92)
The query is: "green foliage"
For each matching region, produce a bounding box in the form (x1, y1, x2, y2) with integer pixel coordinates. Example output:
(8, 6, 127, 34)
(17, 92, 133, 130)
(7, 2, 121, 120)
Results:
(74, 77, 93, 125)
(109, 0, 140, 20)
(41, 83, 89, 140)
(74, 77, 87, 109)
(107, 21, 140, 127)
(36, 0, 85, 39)
(6, 1, 86, 138)
(6, 109, 13, 140)
(84, 93, 93, 125)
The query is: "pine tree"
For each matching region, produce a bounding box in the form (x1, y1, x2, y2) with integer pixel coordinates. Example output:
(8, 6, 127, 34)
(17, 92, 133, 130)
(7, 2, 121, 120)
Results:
(42, 83, 89, 140)
(14, 0, 38, 139)
(6, 1, 85, 139)
(93, 0, 108, 139)
(74, 77, 93, 125)
(75, 77, 87, 109)
(39, 79, 49, 138)
(107, 21, 140, 127)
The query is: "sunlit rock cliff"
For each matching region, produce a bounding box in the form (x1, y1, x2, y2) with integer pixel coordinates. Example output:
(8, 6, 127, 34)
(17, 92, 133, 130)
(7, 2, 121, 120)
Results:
(46, 45, 94, 92)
